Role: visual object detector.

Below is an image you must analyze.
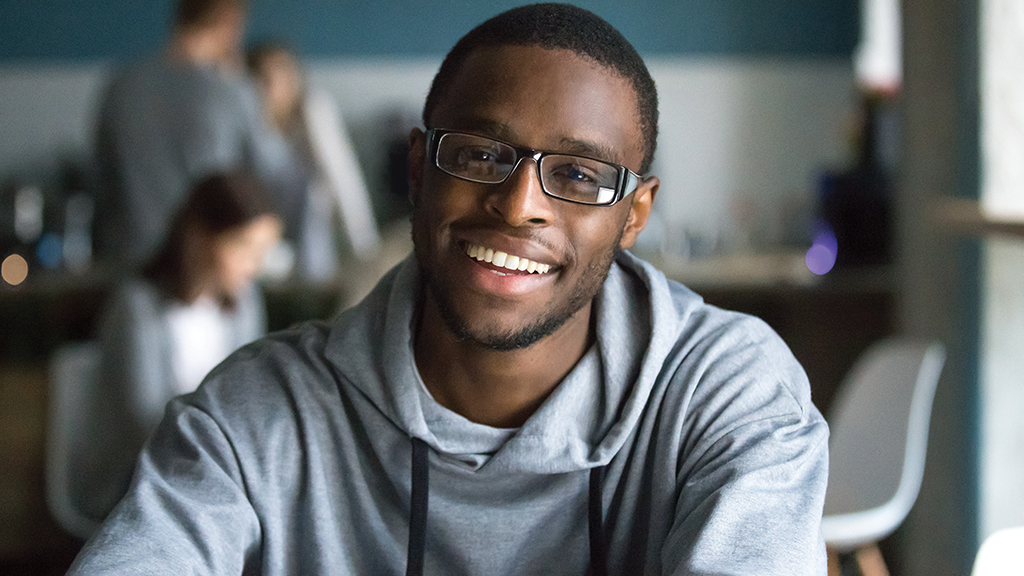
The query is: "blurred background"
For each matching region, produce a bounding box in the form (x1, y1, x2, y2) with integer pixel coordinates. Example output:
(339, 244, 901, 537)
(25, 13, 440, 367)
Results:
(2, 0, 1021, 574)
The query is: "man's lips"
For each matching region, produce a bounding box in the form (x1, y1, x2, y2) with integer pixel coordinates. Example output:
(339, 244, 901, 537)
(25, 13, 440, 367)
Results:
(464, 243, 553, 274)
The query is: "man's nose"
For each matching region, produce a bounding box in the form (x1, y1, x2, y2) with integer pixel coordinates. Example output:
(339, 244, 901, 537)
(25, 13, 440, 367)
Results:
(484, 159, 555, 227)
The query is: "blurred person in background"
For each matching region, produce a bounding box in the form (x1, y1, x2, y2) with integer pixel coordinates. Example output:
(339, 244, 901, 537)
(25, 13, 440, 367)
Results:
(73, 172, 282, 523)
(246, 41, 383, 285)
(93, 0, 304, 270)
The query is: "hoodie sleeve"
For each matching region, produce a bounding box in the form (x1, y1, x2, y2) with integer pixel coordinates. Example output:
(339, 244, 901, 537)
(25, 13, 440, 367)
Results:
(661, 315, 830, 576)
(67, 399, 262, 575)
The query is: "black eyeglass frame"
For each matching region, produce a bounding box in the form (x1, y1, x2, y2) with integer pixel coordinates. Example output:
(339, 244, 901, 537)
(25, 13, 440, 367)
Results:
(425, 128, 642, 207)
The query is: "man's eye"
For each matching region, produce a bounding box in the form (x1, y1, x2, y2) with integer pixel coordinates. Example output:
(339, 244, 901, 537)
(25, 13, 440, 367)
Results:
(458, 147, 499, 164)
(550, 163, 596, 184)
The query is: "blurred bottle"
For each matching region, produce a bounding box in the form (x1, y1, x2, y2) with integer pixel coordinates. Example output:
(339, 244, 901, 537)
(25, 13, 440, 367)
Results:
(61, 162, 94, 274)
(14, 184, 45, 247)
(817, 91, 895, 269)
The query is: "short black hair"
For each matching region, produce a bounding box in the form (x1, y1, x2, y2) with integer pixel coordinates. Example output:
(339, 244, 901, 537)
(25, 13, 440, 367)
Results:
(423, 3, 658, 173)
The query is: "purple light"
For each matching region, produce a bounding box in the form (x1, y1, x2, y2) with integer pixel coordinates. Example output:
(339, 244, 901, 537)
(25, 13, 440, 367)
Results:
(806, 222, 837, 275)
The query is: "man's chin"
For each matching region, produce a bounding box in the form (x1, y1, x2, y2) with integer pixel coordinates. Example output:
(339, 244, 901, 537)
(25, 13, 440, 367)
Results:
(433, 297, 559, 352)
(455, 323, 556, 352)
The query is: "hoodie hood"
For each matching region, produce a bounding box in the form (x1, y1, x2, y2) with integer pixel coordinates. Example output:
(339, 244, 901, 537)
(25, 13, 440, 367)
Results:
(324, 251, 701, 474)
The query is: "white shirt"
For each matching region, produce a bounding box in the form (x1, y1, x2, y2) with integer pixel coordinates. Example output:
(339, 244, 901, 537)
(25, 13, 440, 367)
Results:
(165, 294, 232, 395)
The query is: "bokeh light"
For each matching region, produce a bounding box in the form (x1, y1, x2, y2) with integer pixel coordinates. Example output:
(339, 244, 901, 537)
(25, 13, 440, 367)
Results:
(806, 221, 838, 275)
(2, 253, 29, 285)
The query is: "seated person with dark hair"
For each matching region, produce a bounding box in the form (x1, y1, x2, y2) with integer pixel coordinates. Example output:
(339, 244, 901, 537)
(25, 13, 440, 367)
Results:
(74, 172, 281, 523)
(69, 4, 828, 575)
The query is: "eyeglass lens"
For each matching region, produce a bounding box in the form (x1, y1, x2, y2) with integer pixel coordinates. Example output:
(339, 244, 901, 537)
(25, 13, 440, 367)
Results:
(435, 132, 620, 205)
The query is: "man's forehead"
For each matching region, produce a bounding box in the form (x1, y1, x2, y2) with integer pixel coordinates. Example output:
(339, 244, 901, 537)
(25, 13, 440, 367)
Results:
(449, 44, 618, 100)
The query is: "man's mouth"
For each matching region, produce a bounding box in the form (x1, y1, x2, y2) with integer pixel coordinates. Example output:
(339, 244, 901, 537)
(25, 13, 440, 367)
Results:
(464, 244, 552, 274)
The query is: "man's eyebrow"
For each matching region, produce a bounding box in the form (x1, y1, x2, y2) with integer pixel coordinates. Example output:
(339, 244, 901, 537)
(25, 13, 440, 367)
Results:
(556, 138, 623, 166)
(456, 118, 515, 140)
(452, 119, 626, 166)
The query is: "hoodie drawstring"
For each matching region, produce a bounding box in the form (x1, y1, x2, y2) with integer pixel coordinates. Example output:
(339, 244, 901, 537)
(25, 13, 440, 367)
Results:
(405, 437, 606, 576)
(407, 437, 429, 576)
(588, 465, 607, 576)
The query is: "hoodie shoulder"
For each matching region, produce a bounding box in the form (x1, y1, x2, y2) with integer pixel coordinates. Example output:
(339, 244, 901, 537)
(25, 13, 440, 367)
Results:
(617, 251, 816, 419)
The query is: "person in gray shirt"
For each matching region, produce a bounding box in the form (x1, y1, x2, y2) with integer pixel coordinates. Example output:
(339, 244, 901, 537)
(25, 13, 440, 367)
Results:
(93, 0, 304, 269)
(70, 4, 829, 574)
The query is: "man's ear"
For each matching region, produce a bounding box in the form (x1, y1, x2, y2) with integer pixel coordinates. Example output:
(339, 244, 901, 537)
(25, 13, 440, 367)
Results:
(407, 128, 427, 205)
(617, 176, 660, 251)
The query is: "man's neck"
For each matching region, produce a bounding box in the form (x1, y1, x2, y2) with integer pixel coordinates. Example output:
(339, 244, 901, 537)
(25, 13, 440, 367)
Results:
(413, 293, 594, 429)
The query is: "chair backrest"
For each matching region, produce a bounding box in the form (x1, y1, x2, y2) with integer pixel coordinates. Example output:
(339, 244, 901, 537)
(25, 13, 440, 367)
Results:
(46, 341, 102, 540)
(972, 526, 1024, 576)
(821, 338, 946, 551)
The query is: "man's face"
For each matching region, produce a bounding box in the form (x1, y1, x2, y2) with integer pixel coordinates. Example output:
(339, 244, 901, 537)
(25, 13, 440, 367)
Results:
(409, 45, 656, 351)
(213, 4, 246, 61)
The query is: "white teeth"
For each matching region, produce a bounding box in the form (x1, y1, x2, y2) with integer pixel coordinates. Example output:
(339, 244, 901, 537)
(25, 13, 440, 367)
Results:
(464, 244, 552, 274)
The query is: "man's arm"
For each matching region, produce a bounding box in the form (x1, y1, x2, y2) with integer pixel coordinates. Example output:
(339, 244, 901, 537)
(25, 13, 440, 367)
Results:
(68, 400, 262, 575)
(664, 410, 829, 575)
(662, 317, 830, 576)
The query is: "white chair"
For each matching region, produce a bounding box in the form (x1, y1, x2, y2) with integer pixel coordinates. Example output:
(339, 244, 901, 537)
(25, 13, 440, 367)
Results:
(821, 338, 946, 574)
(972, 526, 1024, 576)
(45, 341, 103, 540)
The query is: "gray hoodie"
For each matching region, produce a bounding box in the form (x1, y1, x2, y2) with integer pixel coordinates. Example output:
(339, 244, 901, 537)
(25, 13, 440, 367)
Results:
(69, 252, 829, 575)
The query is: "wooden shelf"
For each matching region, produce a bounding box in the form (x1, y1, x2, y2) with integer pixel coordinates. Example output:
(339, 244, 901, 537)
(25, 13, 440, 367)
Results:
(934, 197, 1024, 239)
(639, 250, 895, 295)
(644, 250, 818, 290)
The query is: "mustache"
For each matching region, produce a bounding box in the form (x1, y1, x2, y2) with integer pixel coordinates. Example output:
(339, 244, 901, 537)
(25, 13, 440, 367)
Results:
(446, 217, 560, 253)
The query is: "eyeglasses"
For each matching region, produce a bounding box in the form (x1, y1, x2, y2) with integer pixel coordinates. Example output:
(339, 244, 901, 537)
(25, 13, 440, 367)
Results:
(426, 129, 641, 206)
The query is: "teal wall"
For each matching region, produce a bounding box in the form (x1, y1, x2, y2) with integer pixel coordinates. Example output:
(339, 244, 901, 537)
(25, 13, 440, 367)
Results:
(0, 0, 858, 61)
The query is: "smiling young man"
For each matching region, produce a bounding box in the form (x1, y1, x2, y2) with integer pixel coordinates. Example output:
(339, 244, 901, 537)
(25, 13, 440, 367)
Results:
(408, 40, 659, 429)
(69, 4, 828, 575)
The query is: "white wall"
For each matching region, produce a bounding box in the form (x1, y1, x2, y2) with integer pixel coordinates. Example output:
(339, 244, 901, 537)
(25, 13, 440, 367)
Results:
(979, 0, 1024, 540)
(645, 57, 854, 251)
(0, 57, 854, 251)
(980, 239, 1024, 536)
